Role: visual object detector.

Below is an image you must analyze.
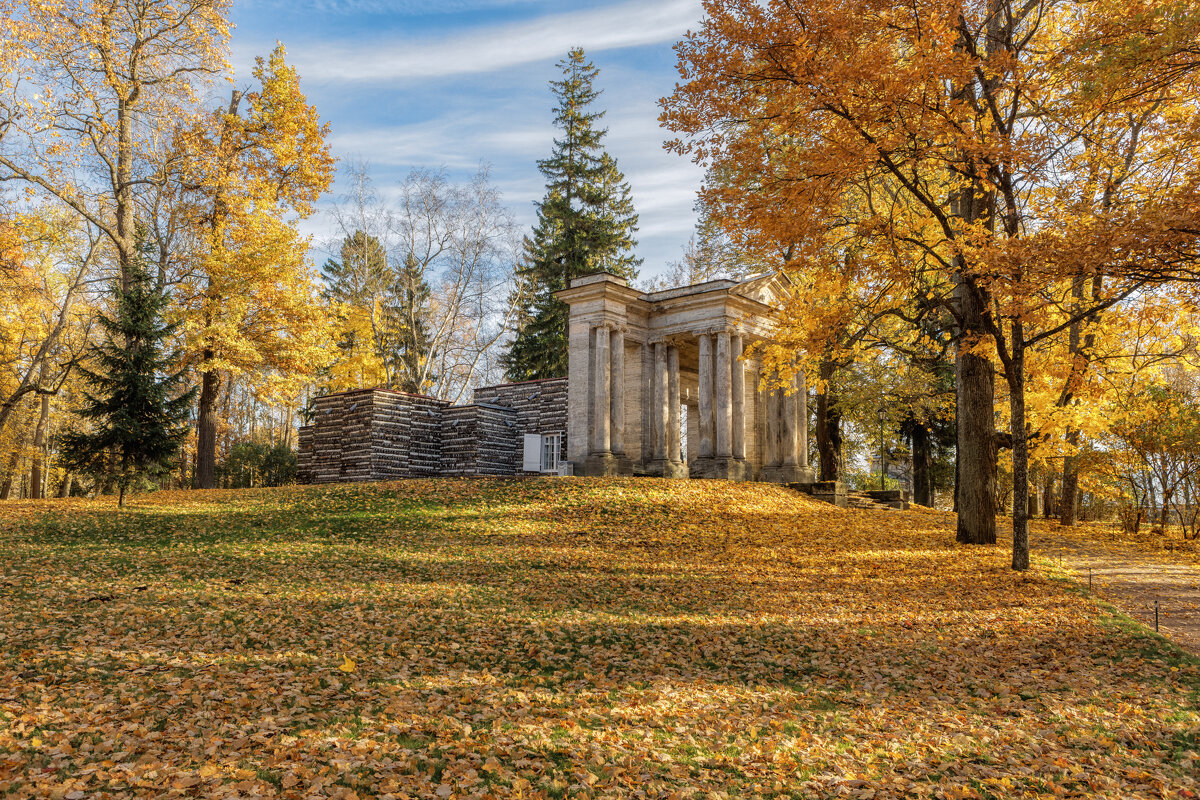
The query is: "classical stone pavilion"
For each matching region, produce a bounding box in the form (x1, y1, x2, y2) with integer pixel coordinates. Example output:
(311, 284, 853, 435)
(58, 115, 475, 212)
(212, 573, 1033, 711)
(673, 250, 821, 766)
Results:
(298, 271, 815, 485)
(558, 271, 814, 483)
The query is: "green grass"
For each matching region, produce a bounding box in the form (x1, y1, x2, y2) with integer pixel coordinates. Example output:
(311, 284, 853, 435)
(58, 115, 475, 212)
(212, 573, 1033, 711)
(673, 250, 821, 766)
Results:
(0, 478, 1197, 798)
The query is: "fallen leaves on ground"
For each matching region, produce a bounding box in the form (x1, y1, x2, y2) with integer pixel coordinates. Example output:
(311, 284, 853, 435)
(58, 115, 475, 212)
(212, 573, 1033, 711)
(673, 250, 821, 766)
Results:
(0, 478, 1197, 799)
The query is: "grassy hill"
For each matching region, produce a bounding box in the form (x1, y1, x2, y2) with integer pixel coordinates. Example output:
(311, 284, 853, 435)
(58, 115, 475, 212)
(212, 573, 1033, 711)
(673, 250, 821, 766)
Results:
(0, 478, 1197, 798)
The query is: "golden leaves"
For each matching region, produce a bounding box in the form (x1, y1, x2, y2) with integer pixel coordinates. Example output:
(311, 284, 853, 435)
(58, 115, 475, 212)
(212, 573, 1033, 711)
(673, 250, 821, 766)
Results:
(0, 478, 1196, 798)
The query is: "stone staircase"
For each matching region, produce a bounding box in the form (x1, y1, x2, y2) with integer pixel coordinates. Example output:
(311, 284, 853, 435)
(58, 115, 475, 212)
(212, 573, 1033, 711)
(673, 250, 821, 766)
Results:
(789, 481, 910, 510)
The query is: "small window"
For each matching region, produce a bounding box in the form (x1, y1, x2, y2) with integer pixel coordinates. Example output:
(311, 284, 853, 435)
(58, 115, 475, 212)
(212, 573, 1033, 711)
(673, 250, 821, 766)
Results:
(540, 433, 561, 473)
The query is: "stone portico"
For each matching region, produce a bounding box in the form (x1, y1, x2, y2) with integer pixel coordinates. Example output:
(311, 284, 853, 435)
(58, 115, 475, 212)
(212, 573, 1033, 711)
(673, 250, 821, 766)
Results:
(557, 272, 816, 483)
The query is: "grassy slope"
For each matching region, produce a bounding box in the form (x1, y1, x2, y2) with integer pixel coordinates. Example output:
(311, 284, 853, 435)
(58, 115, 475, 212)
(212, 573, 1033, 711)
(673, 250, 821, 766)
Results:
(0, 478, 1196, 799)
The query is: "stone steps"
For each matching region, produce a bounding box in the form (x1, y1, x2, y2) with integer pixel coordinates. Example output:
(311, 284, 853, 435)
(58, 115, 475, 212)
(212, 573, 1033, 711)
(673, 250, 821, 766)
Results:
(788, 481, 910, 510)
(845, 492, 902, 511)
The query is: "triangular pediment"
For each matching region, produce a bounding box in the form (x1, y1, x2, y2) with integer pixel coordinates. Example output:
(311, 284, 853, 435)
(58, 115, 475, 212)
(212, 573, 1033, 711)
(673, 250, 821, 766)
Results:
(730, 271, 794, 306)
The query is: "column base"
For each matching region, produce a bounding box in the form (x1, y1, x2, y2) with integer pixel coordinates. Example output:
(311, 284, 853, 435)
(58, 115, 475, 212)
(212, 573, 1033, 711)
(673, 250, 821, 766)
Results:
(759, 464, 817, 484)
(646, 458, 689, 479)
(577, 453, 634, 477)
(690, 457, 751, 481)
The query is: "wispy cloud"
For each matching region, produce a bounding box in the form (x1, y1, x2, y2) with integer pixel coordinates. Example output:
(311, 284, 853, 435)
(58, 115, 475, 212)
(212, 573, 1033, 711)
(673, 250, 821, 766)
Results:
(242, 0, 545, 13)
(281, 0, 701, 82)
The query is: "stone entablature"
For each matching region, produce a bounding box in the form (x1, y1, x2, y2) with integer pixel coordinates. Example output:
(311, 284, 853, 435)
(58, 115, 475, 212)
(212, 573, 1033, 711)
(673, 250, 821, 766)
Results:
(556, 272, 814, 483)
(297, 378, 568, 484)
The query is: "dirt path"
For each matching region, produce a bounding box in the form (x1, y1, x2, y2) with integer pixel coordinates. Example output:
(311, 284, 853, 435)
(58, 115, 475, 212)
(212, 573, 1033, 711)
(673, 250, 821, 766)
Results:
(1033, 526, 1200, 657)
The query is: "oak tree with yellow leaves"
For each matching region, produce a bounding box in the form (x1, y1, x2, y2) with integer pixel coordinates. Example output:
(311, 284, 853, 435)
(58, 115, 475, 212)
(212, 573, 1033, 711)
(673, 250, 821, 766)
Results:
(662, 0, 1200, 569)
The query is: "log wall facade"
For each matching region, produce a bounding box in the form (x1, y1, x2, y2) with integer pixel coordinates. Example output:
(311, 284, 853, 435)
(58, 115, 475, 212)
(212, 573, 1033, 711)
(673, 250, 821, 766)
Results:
(297, 378, 567, 484)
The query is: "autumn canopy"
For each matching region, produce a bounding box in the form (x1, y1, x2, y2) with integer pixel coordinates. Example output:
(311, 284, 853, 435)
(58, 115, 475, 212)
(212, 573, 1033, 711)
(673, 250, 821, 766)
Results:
(661, 0, 1200, 568)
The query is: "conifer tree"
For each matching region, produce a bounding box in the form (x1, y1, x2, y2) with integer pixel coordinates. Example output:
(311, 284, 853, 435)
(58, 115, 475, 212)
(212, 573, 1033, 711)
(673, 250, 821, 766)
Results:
(60, 242, 196, 507)
(321, 230, 390, 370)
(503, 48, 641, 381)
(389, 252, 434, 394)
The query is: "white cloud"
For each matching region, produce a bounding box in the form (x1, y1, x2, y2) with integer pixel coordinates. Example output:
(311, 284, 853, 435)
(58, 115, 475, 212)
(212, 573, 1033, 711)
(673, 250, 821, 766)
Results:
(280, 0, 701, 83)
(241, 0, 545, 13)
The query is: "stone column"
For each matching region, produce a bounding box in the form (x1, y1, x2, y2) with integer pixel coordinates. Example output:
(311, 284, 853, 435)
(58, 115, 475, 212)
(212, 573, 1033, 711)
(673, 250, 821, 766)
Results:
(668, 344, 682, 463)
(796, 371, 809, 469)
(764, 384, 779, 468)
(592, 326, 611, 454)
(641, 343, 653, 465)
(731, 334, 745, 461)
(653, 342, 668, 461)
(782, 378, 798, 467)
(610, 328, 625, 456)
(697, 333, 714, 459)
(715, 330, 732, 458)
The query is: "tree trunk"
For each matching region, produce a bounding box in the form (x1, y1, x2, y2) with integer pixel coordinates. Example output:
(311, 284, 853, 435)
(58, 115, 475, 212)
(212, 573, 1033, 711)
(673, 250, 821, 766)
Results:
(29, 391, 50, 500)
(195, 361, 220, 490)
(118, 482, 127, 508)
(955, 277, 997, 545)
(952, 442, 960, 512)
(57, 473, 73, 498)
(1043, 474, 1055, 518)
(815, 357, 842, 481)
(1010, 323, 1030, 571)
(910, 421, 933, 507)
(116, 96, 135, 291)
(0, 460, 15, 500)
(1060, 445, 1080, 526)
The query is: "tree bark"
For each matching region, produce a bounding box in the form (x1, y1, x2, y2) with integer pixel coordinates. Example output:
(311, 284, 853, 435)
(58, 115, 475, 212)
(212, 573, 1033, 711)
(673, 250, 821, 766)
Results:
(952, 442, 960, 512)
(29, 390, 50, 500)
(1010, 322, 1030, 571)
(910, 420, 933, 507)
(195, 361, 219, 489)
(0, 449, 17, 500)
(955, 277, 997, 544)
(57, 473, 73, 498)
(1060, 447, 1080, 526)
(1042, 474, 1056, 518)
(815, 358, 842, 481)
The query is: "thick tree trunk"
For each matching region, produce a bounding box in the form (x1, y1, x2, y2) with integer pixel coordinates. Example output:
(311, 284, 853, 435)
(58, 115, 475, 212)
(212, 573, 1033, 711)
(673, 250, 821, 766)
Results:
(195, 361, 220, 490)
(955, 277, 997, 545)
(1010, 323, 1030, 571)
(815, 358, 842, 481)
(57, 473, 72, 498)
(910, 421, 933, 507)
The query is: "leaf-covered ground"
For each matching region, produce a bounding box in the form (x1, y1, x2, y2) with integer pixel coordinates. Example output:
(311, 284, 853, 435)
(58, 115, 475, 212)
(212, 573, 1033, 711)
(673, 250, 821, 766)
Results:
(0, 478, 1197, 799)
(1033, 524, 1200, 657)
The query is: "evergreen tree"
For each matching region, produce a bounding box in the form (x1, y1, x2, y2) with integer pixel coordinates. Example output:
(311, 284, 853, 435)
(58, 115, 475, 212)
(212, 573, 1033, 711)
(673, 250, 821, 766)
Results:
(388, 252, 435, 393)
(60, 242, 196, 507)
(503, 48, 641, 381)
(321, 230, 389, 362)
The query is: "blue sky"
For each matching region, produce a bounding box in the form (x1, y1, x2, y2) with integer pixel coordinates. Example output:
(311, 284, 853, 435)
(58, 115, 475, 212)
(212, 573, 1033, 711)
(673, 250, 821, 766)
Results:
(228, 0, 707, 282)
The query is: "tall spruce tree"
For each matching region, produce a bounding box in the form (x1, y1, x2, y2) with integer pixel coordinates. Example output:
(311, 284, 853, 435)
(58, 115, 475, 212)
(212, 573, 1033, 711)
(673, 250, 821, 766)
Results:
(60, 241, 196, 507)
(503, 48, 640, 381)
(389, 252, 434, 393)
(321, 230, 390, 366)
